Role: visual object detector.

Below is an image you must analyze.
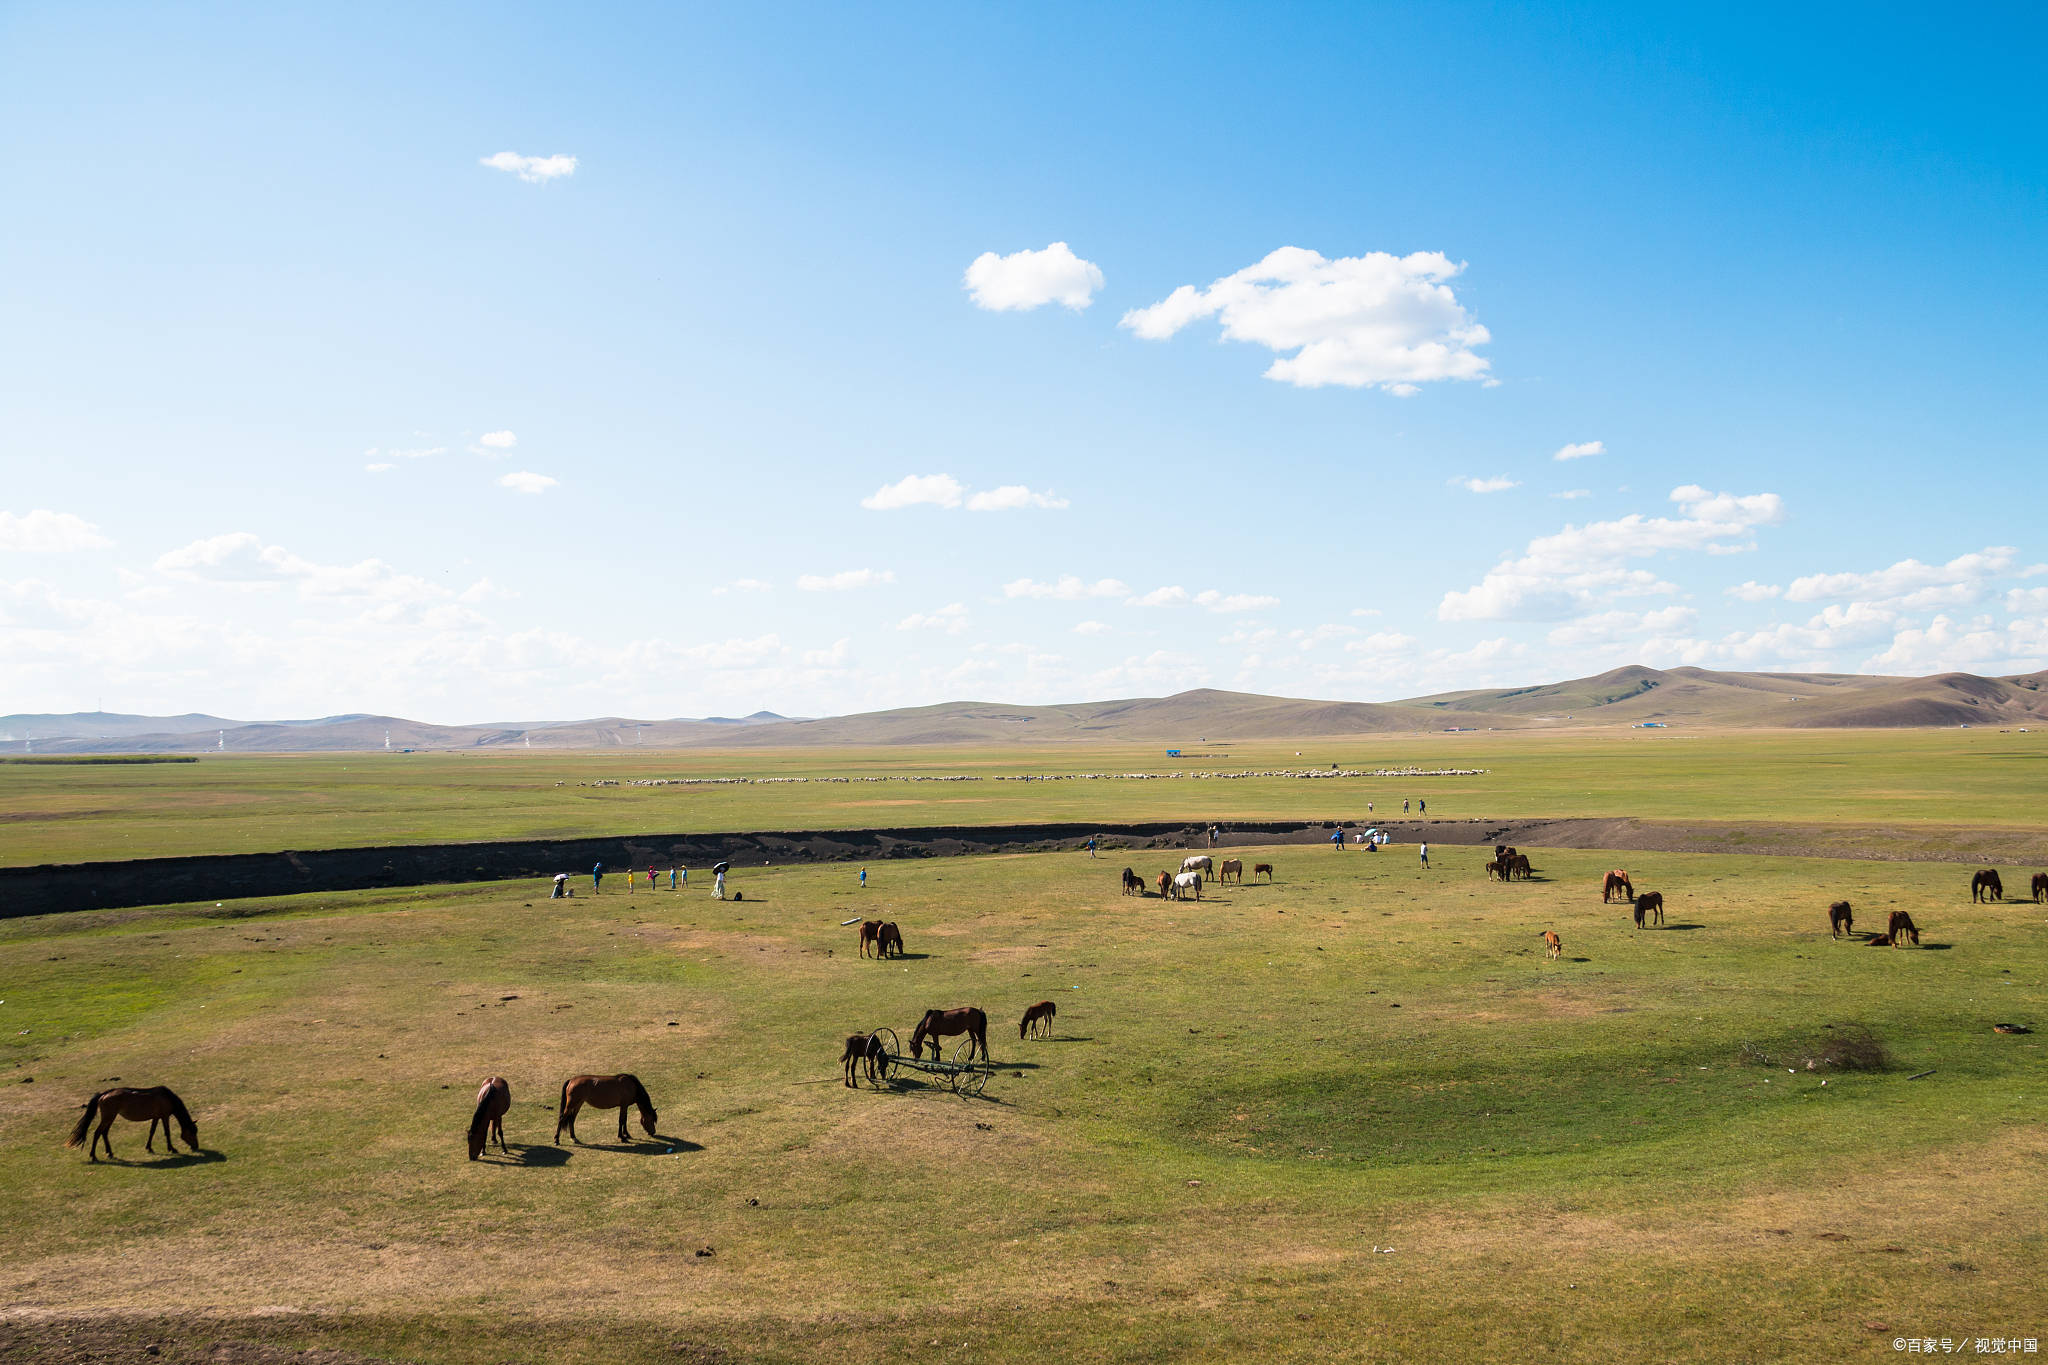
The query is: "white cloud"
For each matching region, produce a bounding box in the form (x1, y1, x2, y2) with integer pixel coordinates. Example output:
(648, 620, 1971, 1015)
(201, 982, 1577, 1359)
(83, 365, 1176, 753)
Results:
(1546, 606, 1698, 649)
(1727, 581, 1783, 601)
(0, 509, 113, 552)
(480, 151, 577, 183)
(1864, 613, 2048, 676)
(899, 603, 970, 633)
(966, 485, 1070, 511)
(1455, 475, 1520, 494)
(862, 473, 965, 511)
(154, 532, 439, 606)
(498, 471, 558, 494)
(1348, 607, 1382, 618)
(1073, 620, 1111, 635)
(803, 638, 853, 667)
(471, 431, 517, 456)
(1003, 575, 1129, 600)
(963, 242, 1103, 312)
(797, 568, 895, 591)
(1439, 484, 1786, 622)
(1128, 586, 1279, 612)
(1127, 586, 1189, 607)
(365, 462, 395, 474)
(1784, 547, 2017, 611)
(1290, 623, 1357, 649)
(1119, 247, 1491, 392)
(1552, 489, 1592, 500)
(1343, 631, 1418, 654)
(1553, 441, 1605, 461)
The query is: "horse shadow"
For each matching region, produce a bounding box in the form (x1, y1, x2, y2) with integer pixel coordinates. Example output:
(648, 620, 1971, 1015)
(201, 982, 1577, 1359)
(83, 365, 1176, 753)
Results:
(576, 1138, 701, 1155)
(1567, 957, 1593, 963)
(883, 952, 933, 961)
(1041, 1035, 1094, 1043)
(496, 1143, 569, 1167)
(1651, 923, 1707, 931)
(108, 1149, 226, 1169)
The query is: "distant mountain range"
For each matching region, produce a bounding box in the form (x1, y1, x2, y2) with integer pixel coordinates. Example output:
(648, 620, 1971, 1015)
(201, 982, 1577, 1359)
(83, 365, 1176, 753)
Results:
(7, 666, 2045, 753)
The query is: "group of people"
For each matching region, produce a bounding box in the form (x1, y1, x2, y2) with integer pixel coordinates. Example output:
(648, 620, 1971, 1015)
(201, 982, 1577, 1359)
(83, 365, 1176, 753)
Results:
(552, 861, 724, 899)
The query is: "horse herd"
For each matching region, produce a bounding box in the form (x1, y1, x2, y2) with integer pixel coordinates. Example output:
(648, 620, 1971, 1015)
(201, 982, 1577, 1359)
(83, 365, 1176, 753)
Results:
(1119, 854, 1275, 902)
(57, 852, 2047, 1162)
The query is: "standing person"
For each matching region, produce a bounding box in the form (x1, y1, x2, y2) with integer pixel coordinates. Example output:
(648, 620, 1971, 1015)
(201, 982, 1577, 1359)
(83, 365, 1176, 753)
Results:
(1331, 829, 1343, 851)
(1087, 837, 1097, 859)
(669, 867, 678, 890)
(1419, 841, 1430, 869)
(592, 861, 604, 894)
(1209, 825, 1218, 848)
(680, 866, 688, 888)
(859, 867, 867, 888)
(1367, 802, 1373, 814)
(714, 868, 726, 900)
(1403, 799, 1410, 814)
(1419, 799, 1426, 816)
(551, 872, 568, 899)
(648, 865, 657, 889)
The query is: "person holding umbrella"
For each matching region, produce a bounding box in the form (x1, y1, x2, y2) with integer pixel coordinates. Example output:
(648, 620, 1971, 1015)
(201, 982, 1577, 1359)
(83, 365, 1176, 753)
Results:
(712, 861, 729, 899)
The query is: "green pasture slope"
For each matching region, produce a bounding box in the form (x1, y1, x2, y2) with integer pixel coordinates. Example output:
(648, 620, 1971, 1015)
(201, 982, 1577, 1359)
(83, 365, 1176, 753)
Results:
(2, 727, 2045, 866)
(2, 844, 2043, 1363)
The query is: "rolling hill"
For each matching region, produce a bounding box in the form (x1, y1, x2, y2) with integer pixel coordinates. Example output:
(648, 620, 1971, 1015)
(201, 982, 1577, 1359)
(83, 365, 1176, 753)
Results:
(9, 669, 2046, 754)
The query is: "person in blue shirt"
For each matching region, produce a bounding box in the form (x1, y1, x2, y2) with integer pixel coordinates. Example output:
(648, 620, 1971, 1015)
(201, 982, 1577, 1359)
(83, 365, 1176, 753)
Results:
(859, 867, 867, 888)
(1330, 829, 1343, 850)
(592, 862, 604, 893)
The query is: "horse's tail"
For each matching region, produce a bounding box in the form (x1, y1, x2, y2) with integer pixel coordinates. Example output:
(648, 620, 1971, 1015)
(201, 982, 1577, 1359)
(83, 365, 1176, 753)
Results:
(558, 1076, 573, 1117)
(162, 1087, 197, 1142)
(66, 1093, 102, 1148)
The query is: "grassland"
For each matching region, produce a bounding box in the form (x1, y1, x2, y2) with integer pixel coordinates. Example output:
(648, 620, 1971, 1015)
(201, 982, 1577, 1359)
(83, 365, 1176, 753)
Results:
(3, 727, 2046, 867)
(3, 842, 2043, 1363)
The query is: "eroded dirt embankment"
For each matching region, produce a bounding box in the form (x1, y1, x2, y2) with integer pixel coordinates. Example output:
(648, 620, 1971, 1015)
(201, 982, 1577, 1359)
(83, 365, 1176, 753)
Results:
(4, 817, 2039, 919)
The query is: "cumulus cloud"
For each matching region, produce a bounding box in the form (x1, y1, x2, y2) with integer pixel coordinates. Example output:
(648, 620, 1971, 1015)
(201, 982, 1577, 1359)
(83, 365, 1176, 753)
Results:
(1727, 581, 1783, 601)
(1546, 606, 1698, 649)
(1864, 613, 2048, 675)
(967, 485, 1069, 511)
(1783, 547, 2018, 611)
(1456, 475, 1520, 493)
(1003, 576, 1128, 600)
(862, 473, 965, 510)
(1552, 489, 1592, 500)
(365, 462, 395, 474)
(963, 242, 1104, 312)
(0, 509, 113, 552)
(154, 532, 440, 605)
(480, 151, 577, 183)
(1438, 485, 1786, 622)
(471, 431, 517, 455)
(797, 568, 895, 591)
(498, 471, 558, 494)
(1553, 441, 1605, 461)
(898, 603, 970, 633)
(1127, 586, 1280, 612)
(1119, 247, 1491, 392)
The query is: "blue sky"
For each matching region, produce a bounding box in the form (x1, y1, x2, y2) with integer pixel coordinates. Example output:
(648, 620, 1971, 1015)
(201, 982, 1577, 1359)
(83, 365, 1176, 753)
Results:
(3, 3, 2044, 720)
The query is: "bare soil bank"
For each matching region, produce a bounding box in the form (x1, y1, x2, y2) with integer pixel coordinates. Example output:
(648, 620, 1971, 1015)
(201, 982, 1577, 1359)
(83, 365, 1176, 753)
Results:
(5, 817, 2041, 919)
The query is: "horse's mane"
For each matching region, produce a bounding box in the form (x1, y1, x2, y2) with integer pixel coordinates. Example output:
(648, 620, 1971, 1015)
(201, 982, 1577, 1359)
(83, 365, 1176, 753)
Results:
(161, 1087, 196, 1131)
(629, 1075, 654, 1111)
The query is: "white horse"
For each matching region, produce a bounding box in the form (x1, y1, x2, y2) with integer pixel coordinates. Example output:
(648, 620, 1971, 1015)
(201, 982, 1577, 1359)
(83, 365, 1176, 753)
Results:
(1180, 855, 1214, 878)
(1171, 871, 1203, 900)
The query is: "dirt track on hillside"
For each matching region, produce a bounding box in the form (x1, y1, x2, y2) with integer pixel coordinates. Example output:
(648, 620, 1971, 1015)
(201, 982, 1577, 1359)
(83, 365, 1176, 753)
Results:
(5, 815, 2043, 920)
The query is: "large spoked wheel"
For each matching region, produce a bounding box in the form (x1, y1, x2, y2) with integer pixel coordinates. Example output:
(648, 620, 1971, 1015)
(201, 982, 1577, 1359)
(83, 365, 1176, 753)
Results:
(949, 1039, 992, 1096)
(872, 1027, 902, 1085)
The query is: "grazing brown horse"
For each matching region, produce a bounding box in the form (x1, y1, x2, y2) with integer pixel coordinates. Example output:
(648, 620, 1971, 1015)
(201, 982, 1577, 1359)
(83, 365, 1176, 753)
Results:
(858, 920, 885, 957)
(910, 1006, 988, 1062)
(554, 1074, 658, 1144)
(1121, 867, 1144, 895)
(1254, 862, 1274, 882)
(841, 1033, 885, 1087)
(1542, 930, 1562, 961)
(1633, 891, 1664, 928)
(1603, 870, 1633, 903)
(1828, 901, 1855, 938)
(1156, 871, 1172, 898)
(1508, 854, 1533, 881)
(67, 1086, 199, 1162)
(468, 1076, 511, 1160)
(1886, 910, 1920, 947)
(2034, 872, 2048, 903)
(1972, 869, 2004, 903)
(1218, 858, 1244, 885)
(876, 922, 905, 958)
(1864, 931, 1893, 946)
(1020, 1000, 1057, 1038)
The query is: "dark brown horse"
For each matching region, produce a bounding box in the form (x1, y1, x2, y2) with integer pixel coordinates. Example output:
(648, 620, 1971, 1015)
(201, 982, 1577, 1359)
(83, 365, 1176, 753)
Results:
(1887, 910, 1920, 947)
(876, 922, 905, 958)
(1218, 858, 1243, 884)
(841, 1033, 885, 1087)
(1254, 862, 1274, 882)
(2034, 872, 2048, 903)
(858, 920, 885, 957)
(1972, 869, 2004, 903)
(468, 1076, 511, 1160)
(1828, 901, 1854, 938)
(66, 1086, 198, 1162)
(1603, 870, 1633, 903)
(555, 1074, 658, 1144)
(1020, 1000, 1057, 1039)
(1156, 871, 1172, 898)
(1633, 891, 1664, 927)
(910, 1006, 988, 1062)
(1121, 867, 1145, 895)
(1508, 854, 1533, 881)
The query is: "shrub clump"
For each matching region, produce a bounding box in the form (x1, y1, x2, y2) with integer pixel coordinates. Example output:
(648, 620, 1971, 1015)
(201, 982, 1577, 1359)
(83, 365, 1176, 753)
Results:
(1738, 1025, 1892, 1073)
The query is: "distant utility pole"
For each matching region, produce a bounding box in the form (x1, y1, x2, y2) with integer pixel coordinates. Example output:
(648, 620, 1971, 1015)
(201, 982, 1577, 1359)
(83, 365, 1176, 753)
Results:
(218, 730, 224, 751)
(385, 729, 392, 751)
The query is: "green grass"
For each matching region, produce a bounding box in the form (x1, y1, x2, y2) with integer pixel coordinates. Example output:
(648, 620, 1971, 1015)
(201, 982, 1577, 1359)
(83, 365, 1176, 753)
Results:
(3, 726, 2047, 865)
(2, 843, 2043, 1362)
